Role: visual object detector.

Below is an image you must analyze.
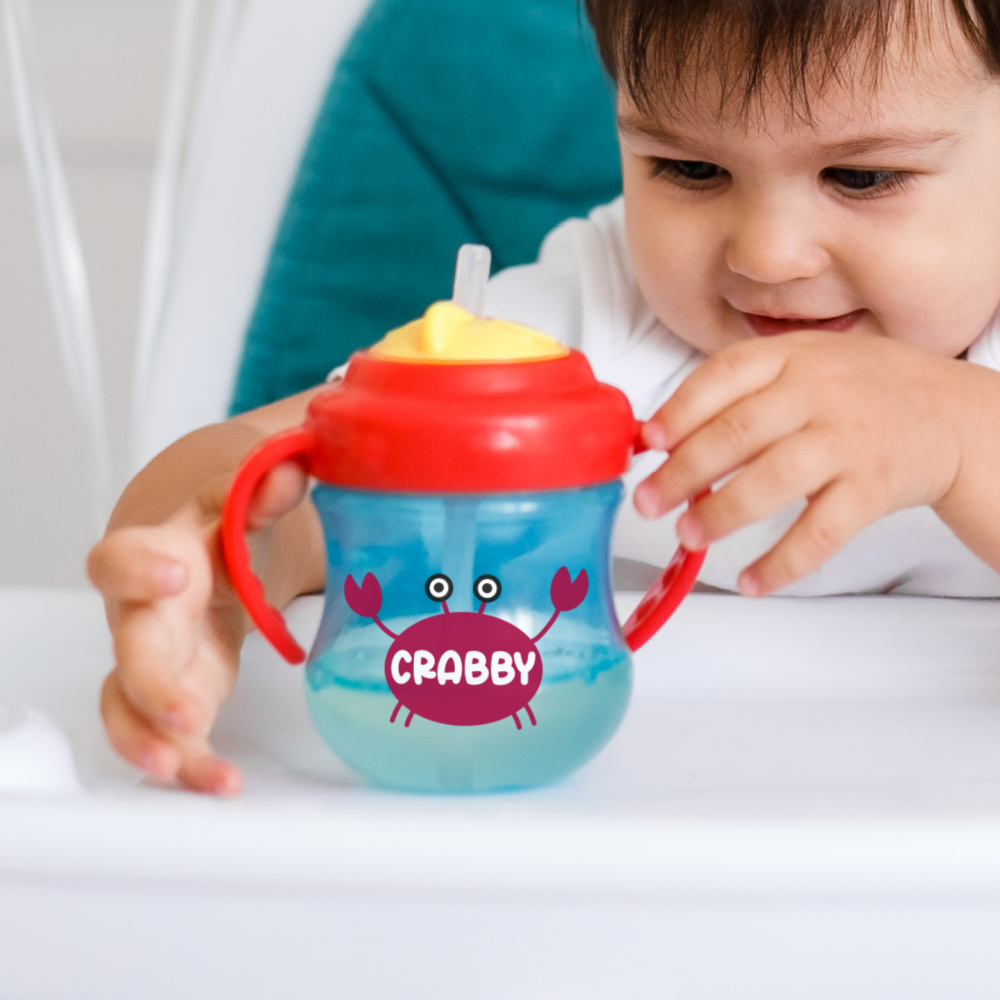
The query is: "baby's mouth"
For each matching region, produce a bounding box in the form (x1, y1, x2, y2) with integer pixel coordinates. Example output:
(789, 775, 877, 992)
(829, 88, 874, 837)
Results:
(743, 309, 864, 338)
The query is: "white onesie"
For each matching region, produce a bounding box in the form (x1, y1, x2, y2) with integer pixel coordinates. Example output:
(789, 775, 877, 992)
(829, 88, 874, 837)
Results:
(484, 197, 1000, 598)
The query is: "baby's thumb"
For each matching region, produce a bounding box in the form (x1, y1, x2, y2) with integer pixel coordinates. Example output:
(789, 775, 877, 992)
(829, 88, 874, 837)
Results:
(244, 459, 310, 533)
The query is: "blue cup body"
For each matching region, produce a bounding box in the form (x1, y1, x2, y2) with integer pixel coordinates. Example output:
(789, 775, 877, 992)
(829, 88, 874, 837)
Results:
(305, 481, 631, 792)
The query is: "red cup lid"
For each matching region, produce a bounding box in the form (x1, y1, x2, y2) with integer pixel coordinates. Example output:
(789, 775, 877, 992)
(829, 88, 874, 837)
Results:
(304, 348, 640, 492)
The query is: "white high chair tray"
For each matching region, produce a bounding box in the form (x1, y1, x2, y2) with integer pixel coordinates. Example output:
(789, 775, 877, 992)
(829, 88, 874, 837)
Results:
(1, 587, 1000, 999)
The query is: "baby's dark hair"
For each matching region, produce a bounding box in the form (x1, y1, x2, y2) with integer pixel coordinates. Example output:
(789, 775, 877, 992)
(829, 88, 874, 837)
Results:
(584, 0, 1000, 120)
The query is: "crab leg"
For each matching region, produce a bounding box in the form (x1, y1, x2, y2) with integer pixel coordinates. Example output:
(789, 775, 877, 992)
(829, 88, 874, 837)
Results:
(524, 704, 537, 726)
(390, 701, 403, 724)
(373, 616, 399, 640)
(531, 609, 560, 644)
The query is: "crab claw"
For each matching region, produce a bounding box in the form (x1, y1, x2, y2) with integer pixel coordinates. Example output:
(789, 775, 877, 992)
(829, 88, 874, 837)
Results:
(551, 567, 588, 612)
(344, 572, 383, 618)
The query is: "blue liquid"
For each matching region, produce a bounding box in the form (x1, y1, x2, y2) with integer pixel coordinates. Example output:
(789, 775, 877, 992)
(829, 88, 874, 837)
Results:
(306, 622, 632, 792)
(306, 482, 631, 792)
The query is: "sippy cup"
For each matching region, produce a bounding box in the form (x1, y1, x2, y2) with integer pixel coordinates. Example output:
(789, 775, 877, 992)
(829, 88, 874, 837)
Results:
(221, 248, 706, 793)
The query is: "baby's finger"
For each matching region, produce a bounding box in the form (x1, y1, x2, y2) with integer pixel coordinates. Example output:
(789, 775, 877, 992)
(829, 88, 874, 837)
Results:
(112, 603, 200, 728)
(675, 429, 839, 548)
(737, 480, 870, 595)
(103, 672, 241, 794)
(177, 749, 243, 796)
(644, 337, 791, 451)
(244, 460, 311, 532)
(637, 384, 806, 517)
(100, 672, 181, 781)
(87, 530, 188, 604)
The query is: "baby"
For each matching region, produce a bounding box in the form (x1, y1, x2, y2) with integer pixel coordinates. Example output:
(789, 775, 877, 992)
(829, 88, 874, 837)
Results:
(88, 0, 1000, 793)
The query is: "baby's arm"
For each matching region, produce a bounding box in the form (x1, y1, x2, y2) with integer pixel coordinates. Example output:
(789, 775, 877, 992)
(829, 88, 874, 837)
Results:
(87, 388, 326, 794)
(634, 331, 1000, 595)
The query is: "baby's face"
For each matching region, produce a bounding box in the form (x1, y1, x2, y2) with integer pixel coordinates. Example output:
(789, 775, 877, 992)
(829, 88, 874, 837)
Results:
(618, 18, 1000, 358)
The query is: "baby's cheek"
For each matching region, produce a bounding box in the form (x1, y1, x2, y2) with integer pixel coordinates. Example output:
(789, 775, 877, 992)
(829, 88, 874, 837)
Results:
(867, 233, 1000, 357)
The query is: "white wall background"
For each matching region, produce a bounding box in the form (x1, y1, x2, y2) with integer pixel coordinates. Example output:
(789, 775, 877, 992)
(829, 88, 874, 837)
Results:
(0, 1, 210, 586)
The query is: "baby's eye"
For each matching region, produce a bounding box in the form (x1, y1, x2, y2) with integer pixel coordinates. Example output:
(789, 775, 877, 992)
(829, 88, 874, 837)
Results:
(822, 167, 909, 197)
(650, 158, 726, 187)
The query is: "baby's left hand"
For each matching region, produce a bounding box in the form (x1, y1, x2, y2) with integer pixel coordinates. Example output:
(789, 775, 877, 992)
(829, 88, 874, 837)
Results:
(634, 331, 973, 595)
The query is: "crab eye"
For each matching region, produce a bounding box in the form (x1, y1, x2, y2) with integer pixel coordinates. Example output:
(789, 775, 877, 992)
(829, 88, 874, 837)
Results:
(473, 574, 502, 603)
(425, 573, 453, 602)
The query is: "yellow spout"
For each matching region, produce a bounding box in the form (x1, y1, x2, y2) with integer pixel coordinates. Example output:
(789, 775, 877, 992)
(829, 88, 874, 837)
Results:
(369, 301, 569, 363)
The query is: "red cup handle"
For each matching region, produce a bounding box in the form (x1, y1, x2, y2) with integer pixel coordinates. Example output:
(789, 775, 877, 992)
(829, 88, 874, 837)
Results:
(621, 489, 709, 652)
(220, 427, 316, 664)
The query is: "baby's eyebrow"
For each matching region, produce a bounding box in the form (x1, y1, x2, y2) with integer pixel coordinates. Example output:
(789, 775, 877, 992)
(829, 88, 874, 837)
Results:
(820, 129, 962, 157)
(618, 113, 962, 158)
(616, 115, 689, 146)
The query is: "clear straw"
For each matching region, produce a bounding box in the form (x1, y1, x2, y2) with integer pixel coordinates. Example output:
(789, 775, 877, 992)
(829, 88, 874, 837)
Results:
(451, 244, 491, 316)
(445, 245, 491, 608)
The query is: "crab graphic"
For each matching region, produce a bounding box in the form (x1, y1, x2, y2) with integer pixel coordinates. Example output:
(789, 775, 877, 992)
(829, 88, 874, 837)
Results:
(343, 567, 589, 729)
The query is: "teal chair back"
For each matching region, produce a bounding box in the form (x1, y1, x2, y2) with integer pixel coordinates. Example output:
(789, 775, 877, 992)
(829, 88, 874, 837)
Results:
(231, 0, 621, 413)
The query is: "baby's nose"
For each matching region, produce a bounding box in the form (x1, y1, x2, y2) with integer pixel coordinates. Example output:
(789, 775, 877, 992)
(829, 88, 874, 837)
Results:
(723, 193, 829, 284)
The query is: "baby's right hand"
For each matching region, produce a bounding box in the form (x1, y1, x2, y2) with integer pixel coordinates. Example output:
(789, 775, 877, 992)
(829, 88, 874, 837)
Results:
(87, 461, 310, 794)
